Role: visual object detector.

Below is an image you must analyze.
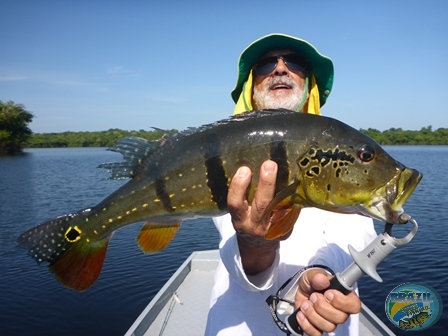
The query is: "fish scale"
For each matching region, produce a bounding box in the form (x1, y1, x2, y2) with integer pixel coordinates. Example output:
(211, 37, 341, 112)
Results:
(17, 109, 422, 291)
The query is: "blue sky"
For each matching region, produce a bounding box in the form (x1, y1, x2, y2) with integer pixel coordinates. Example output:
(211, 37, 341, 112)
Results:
(1, 1, 447, 133)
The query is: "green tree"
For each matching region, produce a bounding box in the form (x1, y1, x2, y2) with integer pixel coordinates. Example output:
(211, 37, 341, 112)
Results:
(0, 100, 34, 155)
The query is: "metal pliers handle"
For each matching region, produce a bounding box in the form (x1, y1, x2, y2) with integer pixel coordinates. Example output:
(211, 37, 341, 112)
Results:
(286, 214, 419, 335)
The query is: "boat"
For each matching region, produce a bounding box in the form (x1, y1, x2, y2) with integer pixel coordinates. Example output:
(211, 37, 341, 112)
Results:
(125, 250, 396, 336)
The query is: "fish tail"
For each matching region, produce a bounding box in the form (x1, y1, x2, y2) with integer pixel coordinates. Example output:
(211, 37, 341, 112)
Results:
(17, 213, 110, 291)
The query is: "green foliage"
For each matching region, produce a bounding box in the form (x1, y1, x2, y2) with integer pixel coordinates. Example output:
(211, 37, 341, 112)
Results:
(4, 99, 446, 150)
(0, 101, 34, 155)
(360, 126, 448, 145)
(28, 128, 174, 148)
(26, 125, 448, 149)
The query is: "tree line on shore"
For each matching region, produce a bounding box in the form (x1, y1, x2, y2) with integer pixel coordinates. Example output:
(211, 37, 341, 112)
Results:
(1, 100, 448, 155)
(360, 126, 448, 145)
(27, 125, 448, 148)
(28, 128, 168, 148)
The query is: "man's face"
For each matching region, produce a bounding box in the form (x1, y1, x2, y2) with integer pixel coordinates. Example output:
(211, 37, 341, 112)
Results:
(252, 49, 308, 111)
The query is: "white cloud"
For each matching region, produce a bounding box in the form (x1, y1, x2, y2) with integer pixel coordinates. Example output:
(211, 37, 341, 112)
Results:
(0, 76, 27, 81)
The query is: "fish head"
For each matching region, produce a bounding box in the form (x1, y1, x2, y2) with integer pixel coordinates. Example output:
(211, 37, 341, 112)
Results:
(295, 131, 422, 223)
(417, 312, 431, 324)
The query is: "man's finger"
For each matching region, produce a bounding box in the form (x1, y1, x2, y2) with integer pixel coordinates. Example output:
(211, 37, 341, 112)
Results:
(324, 290, 362, 315)
(294, 300, 330, 336)
(308, 292, 349, 325)
(250, 160, 277, 224)
(297, 269, 332, 303)
(227, 166, 252, 224)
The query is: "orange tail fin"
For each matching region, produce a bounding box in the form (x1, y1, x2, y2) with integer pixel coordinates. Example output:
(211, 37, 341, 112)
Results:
(17, 213, 110, 291)
(50, 237, 110, 291)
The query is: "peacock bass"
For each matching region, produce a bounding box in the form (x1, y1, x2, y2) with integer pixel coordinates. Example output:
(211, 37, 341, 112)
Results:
(17, 109, 422, 291)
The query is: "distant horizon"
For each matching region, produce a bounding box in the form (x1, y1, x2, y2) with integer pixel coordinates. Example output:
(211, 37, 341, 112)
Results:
(28, 123, 442, 135)
(27, 123, 448, 150)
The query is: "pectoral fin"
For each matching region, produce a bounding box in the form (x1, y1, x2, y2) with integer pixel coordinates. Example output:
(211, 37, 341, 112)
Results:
(137, 221, 181, 253)
(261, 179, 302, 240)
(265, 205, 301, 240)
(261, 179, 300, 221)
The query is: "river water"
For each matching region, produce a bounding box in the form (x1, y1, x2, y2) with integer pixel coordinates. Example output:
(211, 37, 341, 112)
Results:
(1, 146, 446, 335)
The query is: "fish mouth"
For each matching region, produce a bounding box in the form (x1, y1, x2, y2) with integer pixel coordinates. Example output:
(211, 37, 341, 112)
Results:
(364, 167, 422, 223)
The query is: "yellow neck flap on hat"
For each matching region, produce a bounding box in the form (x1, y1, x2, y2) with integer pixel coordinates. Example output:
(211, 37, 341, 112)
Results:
(233, 70, 321, 116)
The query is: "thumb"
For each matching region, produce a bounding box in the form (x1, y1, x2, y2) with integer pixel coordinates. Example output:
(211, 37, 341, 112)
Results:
(295, 269, 332, 305)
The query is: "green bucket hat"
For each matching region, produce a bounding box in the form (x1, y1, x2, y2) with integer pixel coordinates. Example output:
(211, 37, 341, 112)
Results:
(231, 33, 334, 107)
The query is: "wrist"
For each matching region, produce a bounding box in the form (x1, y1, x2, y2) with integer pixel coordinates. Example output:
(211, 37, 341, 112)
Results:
(237, 232, 279, 275)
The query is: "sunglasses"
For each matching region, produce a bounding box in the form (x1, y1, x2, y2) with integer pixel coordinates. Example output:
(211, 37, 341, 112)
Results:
(253, 54, 308, 76)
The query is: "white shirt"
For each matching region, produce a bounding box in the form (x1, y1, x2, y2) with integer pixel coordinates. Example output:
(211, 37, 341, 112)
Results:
(205, 208, 377, 336)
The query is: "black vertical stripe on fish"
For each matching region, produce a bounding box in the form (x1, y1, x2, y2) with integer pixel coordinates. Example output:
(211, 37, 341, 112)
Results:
(155, 178, 174, 212)
(204, 136, 229, 210)
(270, 140, 289, 192)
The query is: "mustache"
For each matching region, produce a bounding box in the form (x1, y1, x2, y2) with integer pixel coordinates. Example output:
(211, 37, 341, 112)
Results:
(266, 76, 296, 90)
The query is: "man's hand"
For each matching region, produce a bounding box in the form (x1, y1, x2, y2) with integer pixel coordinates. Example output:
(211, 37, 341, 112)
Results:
(228, 160, 277, 239)
(293, 269, 362, 336)
(227, 160, 291, 275)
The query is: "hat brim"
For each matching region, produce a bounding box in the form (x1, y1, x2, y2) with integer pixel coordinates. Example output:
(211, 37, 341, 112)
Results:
(231, 34, 334, 107)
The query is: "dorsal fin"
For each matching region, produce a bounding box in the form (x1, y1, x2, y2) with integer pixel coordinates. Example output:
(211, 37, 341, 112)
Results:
(98, 131, 176, 179)
(98, 110, 296, 180)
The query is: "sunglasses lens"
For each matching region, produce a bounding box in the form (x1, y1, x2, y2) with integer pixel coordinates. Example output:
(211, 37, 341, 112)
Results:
(283, 55, 307, 73)
(254, 57, 278, 76)
(254, 55, 308, 76)
(283, 54, 307, 72)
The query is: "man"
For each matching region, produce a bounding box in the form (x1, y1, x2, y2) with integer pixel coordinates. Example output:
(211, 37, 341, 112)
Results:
(205, 34, 377, 336)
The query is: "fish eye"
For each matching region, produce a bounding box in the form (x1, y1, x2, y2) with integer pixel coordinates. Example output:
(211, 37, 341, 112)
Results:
(357, 144, 375, 162)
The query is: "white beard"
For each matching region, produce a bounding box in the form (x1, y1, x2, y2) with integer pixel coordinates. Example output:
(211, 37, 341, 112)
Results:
(253, 76, 306, 111)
